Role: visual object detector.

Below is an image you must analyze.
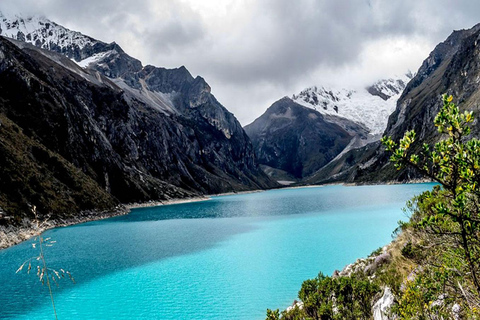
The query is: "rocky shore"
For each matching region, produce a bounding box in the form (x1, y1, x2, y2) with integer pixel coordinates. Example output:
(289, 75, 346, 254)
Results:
(0, 196, 216, 250)
(0, 206, 128, 250)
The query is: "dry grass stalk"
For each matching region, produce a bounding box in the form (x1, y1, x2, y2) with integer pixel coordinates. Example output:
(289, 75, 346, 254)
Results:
(16, 206, 75, 320)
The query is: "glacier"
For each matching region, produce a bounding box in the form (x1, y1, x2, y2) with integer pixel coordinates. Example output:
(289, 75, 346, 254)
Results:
(292, 73, 413, 135)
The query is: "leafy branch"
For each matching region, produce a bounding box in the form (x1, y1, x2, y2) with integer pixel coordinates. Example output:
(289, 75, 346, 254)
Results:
(383, 94, 480, 314)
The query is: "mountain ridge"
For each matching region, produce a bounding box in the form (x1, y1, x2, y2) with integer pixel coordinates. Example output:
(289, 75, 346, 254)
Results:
(246, 74, 411, 184)
(0, 13, 277, 225)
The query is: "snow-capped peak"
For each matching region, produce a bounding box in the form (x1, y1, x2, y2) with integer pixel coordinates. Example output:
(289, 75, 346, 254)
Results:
(292, 73, 413, 135)
(366, 71, 414, 101)
(0, 11, 101, 60)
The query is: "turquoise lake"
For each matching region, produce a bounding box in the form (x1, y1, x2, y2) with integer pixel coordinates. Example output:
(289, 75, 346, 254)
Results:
(0, 184, 434, 319)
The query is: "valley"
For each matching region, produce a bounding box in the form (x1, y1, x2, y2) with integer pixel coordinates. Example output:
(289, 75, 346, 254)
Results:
(1, 5, 480, 320)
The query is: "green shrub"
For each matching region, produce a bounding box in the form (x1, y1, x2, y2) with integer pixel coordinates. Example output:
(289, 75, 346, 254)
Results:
(382, 95, 480, 317)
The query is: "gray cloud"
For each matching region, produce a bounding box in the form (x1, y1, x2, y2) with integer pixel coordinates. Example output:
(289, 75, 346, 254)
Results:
(1, 0, 480, 124)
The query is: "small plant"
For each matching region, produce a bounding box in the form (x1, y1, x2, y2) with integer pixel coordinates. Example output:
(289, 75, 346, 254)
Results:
(266, 308, 280, 320)
(400, 241, 421, 260)
(369, 246, 383, 257)
(269, 272, 380, 320)
(16, 206, 74, 320)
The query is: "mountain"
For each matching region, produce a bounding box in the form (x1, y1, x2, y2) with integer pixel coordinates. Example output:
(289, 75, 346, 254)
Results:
(245, 75, 410, 184)
(307, 23, 480, 184)
(292, 73, 412, 135)
(244, 97, 364, 183)
(0, 13, 277, 223)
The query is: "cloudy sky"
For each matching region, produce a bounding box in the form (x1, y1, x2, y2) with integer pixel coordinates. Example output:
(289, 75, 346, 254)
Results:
(1, 1, 480, 125)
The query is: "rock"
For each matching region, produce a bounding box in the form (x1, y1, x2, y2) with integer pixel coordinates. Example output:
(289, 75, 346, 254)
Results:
(452, 303, 461, 320)
(365, 252, 392, 275)
(373, 287, 395, 320)
(285, 300, 304, 313)
(338, 258, 370, 277)
(374, 252, 391, 265)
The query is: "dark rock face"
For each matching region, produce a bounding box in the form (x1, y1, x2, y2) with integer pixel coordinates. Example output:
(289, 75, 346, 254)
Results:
(244, 97, 354, 179)
(308, 23, 480, 184)
(385, 23, 480, 143)
(0, 36, 276, 222)
(366, 76, 411, 101)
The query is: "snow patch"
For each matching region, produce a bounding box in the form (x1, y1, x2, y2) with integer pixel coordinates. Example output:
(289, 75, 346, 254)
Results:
(75, 50, 115, 68)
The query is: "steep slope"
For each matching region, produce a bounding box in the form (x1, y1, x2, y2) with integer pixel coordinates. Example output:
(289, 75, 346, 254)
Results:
(353, 22, 480, 183)
(0, 12, 241, 133)
(385, 24, 480, 141)
(0, 14, 276, 223)
(244, 98, 355, 182)
(307, 23, 480, 184)
(0, 114, 117, 223)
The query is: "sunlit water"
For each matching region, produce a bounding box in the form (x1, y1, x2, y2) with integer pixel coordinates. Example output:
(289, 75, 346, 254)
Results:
(0, 184, 433, 319)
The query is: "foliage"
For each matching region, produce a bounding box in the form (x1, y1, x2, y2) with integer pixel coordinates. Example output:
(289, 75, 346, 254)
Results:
(369, 246, 383, 258)
(268, 272, 380, 320)
(374, 264, 405, 298)
(382, 94, 480, 317)
(400, 241, 422, 261)
(392, 267, 462, 319)
(266, 309, 280, 320)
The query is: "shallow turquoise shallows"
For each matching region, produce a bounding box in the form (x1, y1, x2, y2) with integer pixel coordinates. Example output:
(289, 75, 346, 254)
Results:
(0, 184, 434, 320)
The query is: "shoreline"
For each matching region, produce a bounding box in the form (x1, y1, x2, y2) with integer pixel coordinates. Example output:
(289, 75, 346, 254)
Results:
(125, 196, 212, 210)
(125, 189, 265, 210)
(0, 180, 431, 250)
(0, 189, 265, 250)
(270, 178, 434, 192)
(0, 206, 129, 250)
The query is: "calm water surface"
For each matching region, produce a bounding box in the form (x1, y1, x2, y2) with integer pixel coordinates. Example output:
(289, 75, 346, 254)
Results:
(0, 184, 433, 319)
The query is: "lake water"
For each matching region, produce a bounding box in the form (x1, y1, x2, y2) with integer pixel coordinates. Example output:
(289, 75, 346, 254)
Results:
(0, 184, 433, 319)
